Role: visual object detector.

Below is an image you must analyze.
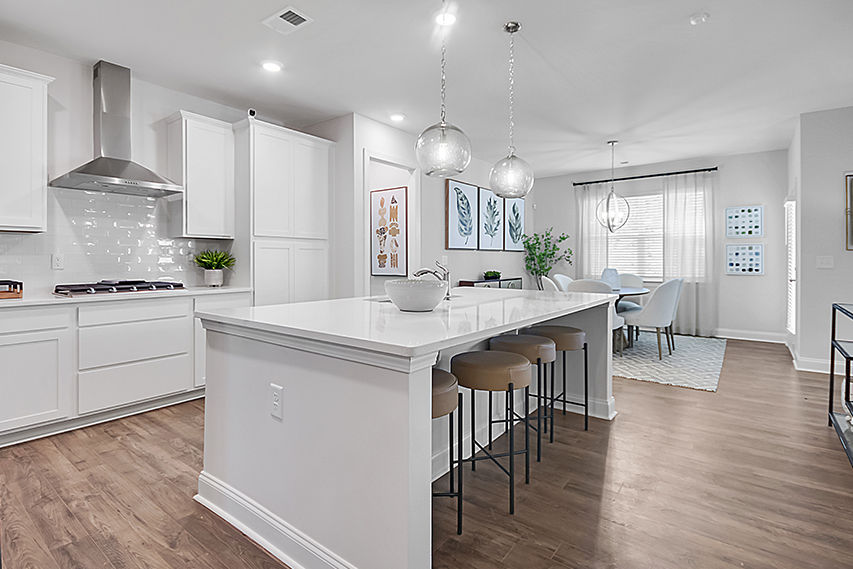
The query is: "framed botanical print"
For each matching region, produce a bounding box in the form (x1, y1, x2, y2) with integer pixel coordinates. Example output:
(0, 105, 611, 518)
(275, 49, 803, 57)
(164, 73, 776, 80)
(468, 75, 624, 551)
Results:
(478, 187, 504, 251)
(370, 186, 407, 276)
(445, 179, 478, 250)
(503, 197, 525, 251)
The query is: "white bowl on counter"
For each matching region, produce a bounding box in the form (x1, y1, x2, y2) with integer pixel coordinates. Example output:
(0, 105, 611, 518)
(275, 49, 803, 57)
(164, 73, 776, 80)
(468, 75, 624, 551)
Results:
(384, 278, 447, 312)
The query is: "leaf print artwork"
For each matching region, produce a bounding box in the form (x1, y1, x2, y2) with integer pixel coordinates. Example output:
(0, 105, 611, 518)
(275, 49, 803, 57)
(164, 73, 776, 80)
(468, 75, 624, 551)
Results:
(454, 187, 473, 245)
(483, 196, 500, 243)
(508, 202, 523, 244)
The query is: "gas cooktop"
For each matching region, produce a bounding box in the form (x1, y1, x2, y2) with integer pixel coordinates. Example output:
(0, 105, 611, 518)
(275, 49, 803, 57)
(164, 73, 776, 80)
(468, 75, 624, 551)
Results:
(54, 280, 185, 297)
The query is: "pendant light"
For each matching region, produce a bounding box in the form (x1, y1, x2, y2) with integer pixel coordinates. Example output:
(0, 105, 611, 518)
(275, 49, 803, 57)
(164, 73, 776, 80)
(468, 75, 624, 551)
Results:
(490, 21, 534, 199)
(415, 1, 472, 178)
(595, 141, 630, 232)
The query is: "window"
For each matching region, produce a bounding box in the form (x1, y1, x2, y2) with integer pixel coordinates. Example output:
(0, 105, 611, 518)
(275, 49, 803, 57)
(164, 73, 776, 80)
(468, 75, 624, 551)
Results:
(606, 193, 664, 280)
(785, 201, 796, 334)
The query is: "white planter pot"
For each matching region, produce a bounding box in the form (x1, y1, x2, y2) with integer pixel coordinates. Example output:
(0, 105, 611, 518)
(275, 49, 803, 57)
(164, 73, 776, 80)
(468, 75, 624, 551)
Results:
(204, 269, 224, 287)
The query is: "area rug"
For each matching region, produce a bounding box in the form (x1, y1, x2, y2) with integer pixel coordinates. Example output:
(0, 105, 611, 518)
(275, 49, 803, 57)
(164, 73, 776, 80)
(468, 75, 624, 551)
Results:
(612, 332, 727, 392)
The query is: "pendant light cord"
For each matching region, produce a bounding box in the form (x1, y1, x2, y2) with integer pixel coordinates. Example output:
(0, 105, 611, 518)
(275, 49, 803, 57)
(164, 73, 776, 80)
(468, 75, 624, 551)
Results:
(507, 30, 516, 155)
(610, 141, 615, 192)
(440, 36, 447, 123)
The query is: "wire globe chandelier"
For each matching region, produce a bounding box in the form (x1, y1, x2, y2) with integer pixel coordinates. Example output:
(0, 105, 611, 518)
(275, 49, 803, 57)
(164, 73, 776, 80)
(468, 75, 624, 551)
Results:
(595, 141, 630, 232)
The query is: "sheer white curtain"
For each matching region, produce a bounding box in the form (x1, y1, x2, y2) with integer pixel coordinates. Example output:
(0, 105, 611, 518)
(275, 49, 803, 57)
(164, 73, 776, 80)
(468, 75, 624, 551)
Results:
(576, 183, 608, 279)
(663, 171, 716, 336)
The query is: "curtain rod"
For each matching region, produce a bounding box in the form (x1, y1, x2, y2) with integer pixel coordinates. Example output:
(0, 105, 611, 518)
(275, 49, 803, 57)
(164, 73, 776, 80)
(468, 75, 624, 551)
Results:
(572, 166, 718, 187)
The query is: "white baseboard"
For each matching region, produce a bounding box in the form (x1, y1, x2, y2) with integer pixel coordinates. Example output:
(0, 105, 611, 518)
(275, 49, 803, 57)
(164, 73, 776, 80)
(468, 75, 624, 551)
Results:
(793, 355, 842, 374)
(196, 471, 357, 569)
(713, 328, 787, 344)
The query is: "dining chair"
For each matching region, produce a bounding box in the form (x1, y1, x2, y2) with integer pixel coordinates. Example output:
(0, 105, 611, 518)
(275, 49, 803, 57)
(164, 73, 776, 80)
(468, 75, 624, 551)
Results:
(621, 278, 682, 359)
(616, 273, 644, 315)
(565, 279, 625, 356)
(540, 275, 560, 291)
(552, 273, 573, 292)
(600, 268, 620, 291)
(666, 278, 684, 351)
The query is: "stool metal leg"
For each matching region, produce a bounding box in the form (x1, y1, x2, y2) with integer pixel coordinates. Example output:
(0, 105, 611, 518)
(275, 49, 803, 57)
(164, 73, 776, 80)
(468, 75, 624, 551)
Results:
(524, 385, 530, 484)
(449, 408, 455, 494)
(507, 382, 515, 515)
(583, 342, 589, 431)
(488, 393, 493, 449)
(536, 359, 542, 462)
(456, 392, 463, 534)
(562, 350, 567, 415)
(549, 361, 556, 443)
(470, 387, 476, 471)
(542, 359, 547, 435)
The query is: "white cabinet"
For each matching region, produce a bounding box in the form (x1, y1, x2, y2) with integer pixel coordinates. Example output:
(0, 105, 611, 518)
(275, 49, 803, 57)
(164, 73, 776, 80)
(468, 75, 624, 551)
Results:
(253, 239, 329, 305)
(292, 139, 330, 239)
(0, 64, 53, 232)
(0, 307, 73, 432)
(167, 111, 235, 239)
(193, 292, 252, 386)
(294, 241, 329, 302)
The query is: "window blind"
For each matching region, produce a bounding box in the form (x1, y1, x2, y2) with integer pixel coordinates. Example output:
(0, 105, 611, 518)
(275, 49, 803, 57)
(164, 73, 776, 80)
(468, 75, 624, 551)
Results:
(607, 193, 664, 280)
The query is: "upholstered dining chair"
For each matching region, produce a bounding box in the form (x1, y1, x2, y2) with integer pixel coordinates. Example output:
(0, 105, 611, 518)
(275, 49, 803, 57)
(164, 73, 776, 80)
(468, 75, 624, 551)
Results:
(552, 273, 573, 292)
(600, 268, 620, 290)
(620, 278, 682, 359)
(616, 273, 644, 315)
(565, 279, 625, 356)
(665, 278, 685, 351)
(540, 275, 560, 291)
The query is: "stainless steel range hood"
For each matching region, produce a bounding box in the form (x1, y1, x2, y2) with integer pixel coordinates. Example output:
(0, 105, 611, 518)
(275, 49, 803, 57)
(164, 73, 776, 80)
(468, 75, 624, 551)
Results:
(49, 61, 182, 198)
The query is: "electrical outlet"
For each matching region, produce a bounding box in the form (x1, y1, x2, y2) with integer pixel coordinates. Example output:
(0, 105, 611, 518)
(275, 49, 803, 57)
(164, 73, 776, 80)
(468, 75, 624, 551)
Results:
(51, 253, 65, 270)
(269, 383, 283, 420)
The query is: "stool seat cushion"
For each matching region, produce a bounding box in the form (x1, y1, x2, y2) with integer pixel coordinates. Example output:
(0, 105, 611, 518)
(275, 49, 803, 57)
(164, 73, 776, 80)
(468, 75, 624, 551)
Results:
(524, 325, 585, 352)
(451, 351, 531, 391)
(489, 334, 557, 364)
(432, 368, 459, 418)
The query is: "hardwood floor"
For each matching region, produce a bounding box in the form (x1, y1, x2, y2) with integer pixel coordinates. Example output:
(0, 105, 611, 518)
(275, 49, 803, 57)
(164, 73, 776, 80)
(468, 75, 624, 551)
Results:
(1, 340, 851, 568)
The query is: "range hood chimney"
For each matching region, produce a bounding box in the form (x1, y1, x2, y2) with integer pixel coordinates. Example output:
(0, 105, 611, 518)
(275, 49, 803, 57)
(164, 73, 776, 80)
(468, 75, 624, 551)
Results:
(49, 61, 182, 198)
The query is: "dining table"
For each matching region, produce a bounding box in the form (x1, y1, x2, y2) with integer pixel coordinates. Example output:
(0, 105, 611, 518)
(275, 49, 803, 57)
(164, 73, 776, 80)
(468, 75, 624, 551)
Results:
(614, 286, 650, 310)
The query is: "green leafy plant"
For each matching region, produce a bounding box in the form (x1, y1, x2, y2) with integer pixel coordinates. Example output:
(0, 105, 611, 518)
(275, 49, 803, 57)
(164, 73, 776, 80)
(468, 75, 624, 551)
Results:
(193, 250, 236, 270)
(522, 228, 572, 280)
(484, 270, 501, 280)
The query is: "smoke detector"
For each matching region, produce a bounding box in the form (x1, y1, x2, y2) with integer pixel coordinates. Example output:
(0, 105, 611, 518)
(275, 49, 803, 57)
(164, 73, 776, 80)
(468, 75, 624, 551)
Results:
(263, 6, 313, 36)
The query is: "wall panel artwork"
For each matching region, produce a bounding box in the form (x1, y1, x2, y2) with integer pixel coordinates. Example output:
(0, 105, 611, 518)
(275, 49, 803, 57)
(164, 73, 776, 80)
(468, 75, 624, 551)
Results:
(726, 243, 764, 275)
(726, 205, 764, 237)
(503, 197, 525, 252)
(445, 180, 478, 250)
(370, 186, 407, 276)
(478, 187, 505, 251)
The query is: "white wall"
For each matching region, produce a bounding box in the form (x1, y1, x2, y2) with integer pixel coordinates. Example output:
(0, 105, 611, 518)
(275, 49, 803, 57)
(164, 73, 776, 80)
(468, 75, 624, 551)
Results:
(533, 149, 789, 342)
(795, 106, 853, 372)
(0, 39, 255, 294)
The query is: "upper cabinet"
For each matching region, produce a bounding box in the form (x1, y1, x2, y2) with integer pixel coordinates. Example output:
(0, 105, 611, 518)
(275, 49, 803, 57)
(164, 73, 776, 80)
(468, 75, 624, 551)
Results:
(244, 119, 332, 240)
(0, 64, 53, 233)
(167, 111, 235, 239)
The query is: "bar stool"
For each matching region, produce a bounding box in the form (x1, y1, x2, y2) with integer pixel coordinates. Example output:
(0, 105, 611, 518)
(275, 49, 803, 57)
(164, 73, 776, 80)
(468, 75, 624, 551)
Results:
(489, 334, 556, 462)
(450, 350, 531, 515)
(525, 325, 588, 431)
(431, 368, 463, 534)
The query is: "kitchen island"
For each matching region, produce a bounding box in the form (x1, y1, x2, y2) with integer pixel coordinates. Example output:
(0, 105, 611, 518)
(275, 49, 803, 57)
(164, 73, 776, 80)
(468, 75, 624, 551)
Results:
(196, 287, 615, 569)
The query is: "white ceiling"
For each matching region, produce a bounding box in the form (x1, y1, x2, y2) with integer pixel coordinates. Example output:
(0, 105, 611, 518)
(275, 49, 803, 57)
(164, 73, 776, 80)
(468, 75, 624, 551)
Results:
(1, 0, 853, 177)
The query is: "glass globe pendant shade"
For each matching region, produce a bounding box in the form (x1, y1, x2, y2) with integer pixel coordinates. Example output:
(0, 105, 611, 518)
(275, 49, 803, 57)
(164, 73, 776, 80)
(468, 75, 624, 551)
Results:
(415, 121, 472, 178)
(596, 189, 631, 232)
(490, 153, 534, 198)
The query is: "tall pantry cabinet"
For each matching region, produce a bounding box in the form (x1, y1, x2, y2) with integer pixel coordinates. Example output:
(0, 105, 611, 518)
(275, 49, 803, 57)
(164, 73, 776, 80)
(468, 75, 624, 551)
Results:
(233, 118, 333, 306)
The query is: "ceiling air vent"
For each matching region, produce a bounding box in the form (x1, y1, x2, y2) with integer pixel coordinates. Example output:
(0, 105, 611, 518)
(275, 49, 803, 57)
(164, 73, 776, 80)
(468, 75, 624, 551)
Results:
(263, 7, 313, 35)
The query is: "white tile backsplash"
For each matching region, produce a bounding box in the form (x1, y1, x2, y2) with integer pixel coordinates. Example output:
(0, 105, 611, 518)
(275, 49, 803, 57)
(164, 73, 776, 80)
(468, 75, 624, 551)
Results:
(0, 188, 229, 295)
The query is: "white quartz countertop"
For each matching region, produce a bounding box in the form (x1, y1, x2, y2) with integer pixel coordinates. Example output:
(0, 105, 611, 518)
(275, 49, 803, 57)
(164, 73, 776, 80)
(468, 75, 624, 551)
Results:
(198, 287, 614, 357)
(0, 285, 253, 309)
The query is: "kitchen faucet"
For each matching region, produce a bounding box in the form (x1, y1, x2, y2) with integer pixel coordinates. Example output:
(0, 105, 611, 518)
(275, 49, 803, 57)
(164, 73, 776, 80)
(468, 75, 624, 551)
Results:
(414, 261, 451, 300)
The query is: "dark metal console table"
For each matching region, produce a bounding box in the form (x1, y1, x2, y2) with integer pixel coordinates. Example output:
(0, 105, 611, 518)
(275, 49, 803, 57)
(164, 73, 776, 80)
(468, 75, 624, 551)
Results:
(829, 303, 853, 467)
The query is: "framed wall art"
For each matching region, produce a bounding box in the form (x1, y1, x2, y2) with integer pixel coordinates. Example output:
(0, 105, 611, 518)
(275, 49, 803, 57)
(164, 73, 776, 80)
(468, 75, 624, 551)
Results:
(726, 243, 764, 275)
(478, 186, 504, 251)
(370, 186, 408, 276)
(503, 197, 525, 251)
(445, 179, 478, 250)
(725, 205, 764, 237)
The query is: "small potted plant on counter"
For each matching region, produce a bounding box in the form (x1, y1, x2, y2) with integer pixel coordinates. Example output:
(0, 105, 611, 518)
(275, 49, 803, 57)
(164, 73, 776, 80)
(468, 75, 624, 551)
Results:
(194, 250, 236, 287)
(483, 270, 501, 281)
(522, 228, 572, 290)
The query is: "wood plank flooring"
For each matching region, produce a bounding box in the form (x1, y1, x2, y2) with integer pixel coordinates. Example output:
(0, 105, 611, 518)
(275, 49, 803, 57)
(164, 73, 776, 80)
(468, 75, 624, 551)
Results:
(1, 339, 851, 568)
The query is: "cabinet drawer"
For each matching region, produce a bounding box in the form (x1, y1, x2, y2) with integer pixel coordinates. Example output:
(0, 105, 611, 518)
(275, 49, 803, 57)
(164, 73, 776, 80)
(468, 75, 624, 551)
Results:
(78, 353, 192, 414)
(79, 316, 191, 370)
(78, 297, 191, 327)
(0, 306, 72, 335)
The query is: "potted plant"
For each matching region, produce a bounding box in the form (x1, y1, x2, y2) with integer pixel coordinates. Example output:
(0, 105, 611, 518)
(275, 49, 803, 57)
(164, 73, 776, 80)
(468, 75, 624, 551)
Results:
(194, 250, 236, 287)
(521, 228, 573, 290)
(483, 270, 501, 281)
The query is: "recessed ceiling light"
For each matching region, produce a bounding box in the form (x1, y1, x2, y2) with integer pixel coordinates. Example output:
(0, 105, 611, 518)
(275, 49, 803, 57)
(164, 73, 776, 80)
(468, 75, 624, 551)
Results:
(261, 60, 283, 73)
(689, 11, 710, 25)
(435, 12, 456, 26)
(390, 113, 406, 122)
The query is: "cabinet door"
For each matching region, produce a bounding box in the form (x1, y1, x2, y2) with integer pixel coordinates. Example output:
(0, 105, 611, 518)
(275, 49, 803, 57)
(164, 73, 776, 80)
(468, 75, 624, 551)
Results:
(254, 240, 293, 306)
(0, 329, 72, 432)
(253, 126, 294, 237)
(294, 242, 329, 302)
(194, 293, 252, 386)
(292, 140, 330, 239)
(0, 66, 50, 232)
(185, 118, 234, 237)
